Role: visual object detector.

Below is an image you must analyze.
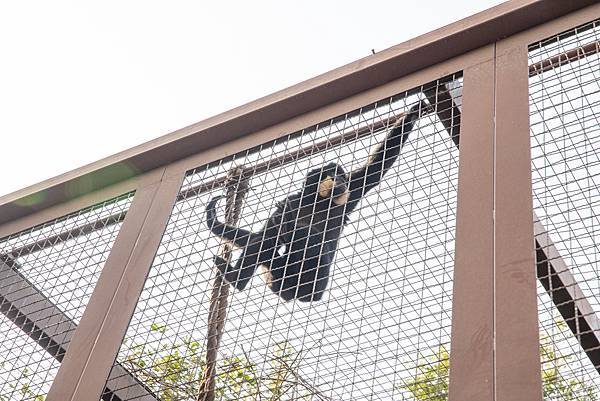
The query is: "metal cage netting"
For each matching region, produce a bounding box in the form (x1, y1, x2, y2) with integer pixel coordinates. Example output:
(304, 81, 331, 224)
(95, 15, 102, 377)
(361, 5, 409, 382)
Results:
(101, 75, 462, 401)
(529, 18, 600, 400)
(0, 192, 134, 400)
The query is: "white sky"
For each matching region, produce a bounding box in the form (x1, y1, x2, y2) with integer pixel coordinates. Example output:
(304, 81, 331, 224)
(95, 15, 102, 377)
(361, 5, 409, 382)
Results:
(1, 4, 599, 398)
(0, 0, 504, 198)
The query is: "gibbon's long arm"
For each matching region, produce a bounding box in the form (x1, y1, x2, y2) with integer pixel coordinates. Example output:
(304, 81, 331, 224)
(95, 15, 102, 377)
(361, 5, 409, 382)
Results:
(346, 100, 429, 211)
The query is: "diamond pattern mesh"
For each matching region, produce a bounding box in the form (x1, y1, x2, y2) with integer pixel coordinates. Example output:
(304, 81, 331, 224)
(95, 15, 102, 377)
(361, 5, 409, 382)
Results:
(0, 192, 134, 400)
(529, 18, 600, 400)
(101, 75, 462, 401)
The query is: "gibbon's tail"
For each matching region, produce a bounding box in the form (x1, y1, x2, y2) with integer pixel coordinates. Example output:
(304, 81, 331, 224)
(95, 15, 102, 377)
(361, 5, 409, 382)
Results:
(205, 195, 255, 248)
(206, 195, 232, 240)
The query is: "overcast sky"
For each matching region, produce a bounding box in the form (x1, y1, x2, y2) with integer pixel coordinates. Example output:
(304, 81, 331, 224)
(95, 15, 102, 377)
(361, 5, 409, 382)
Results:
(0, 0, 504, 198)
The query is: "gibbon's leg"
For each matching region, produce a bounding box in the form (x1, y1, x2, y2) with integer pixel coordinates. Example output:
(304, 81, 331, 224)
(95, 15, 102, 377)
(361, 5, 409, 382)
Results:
(213, 255, 252, 291)
(214, 237, 275, 291)
(295, 238, 334, 302)
(268, 229, 335, 302)
(264, 253, 298, 301)
(265, 225, 310, 301)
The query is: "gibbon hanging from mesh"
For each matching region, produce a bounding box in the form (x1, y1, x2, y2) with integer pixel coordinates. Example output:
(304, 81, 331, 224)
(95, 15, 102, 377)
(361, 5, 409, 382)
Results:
(205, 100, 432, 302)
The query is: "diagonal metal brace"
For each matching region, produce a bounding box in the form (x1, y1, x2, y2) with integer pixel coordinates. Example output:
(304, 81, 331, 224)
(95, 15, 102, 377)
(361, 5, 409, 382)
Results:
(441, 82, 600, 374)
(534, 217, 600, 373)
(0, 259, 158, 401)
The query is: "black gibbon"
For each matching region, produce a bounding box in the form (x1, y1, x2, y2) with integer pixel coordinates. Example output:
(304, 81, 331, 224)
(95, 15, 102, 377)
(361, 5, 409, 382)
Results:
(206, 100, 430, 302)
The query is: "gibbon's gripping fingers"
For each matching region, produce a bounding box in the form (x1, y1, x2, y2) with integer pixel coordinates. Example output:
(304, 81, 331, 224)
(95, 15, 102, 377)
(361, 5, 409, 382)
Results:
(411, 99, 434, 119)
(397, 99, 433, 136)
(213, 228, 280, 291)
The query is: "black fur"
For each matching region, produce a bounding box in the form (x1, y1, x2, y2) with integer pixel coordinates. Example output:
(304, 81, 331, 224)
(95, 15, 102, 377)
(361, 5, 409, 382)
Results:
(206, 100, 429, 302)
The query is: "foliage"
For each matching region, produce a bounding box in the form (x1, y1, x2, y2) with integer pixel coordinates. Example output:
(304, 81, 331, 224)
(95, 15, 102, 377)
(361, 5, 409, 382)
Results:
(122, 324, 259, 400)
(263, 341, 320, 401)
(120, 324, 327, 401)
(397, 346, 449, 401)
(399, 324, 597, 401)
(0, 366, 45, 401)
(539, 322, 597, 401)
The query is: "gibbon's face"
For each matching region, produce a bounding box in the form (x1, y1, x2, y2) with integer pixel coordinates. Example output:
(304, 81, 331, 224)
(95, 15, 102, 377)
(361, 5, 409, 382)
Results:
(310, 163, 349, 205)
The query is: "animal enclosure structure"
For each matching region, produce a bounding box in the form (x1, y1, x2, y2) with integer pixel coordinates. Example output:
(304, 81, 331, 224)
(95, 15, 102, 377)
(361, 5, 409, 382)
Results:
(1, 1, 600, 400)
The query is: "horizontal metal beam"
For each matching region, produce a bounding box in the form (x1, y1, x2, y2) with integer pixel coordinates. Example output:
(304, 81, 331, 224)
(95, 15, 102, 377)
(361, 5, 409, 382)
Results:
(3, 211, 127, 260)
(529, 39, 600, 76)
(0, 259, 158, 401)
(0, 90, 455, 257)
(0, 0, 596, 227)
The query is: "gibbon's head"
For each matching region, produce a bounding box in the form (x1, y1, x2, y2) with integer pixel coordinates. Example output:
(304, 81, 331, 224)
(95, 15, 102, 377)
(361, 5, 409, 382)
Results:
(304, 162, 349, 205)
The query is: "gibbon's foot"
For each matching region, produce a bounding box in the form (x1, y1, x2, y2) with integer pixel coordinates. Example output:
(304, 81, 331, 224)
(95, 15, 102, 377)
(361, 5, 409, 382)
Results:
(213, 255, 252, 291)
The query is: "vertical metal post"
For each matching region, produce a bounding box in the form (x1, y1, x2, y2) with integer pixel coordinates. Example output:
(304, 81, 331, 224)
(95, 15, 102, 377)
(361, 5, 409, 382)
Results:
(449, 45, 495, 401)
(46, 168, 184, 401)
(451, 41, 542, 400)
(494, 41, 542, 401)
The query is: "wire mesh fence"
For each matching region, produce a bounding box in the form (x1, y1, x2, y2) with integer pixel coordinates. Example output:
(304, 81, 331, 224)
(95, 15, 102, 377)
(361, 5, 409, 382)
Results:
(0, 192, 134, 400)
(529, 18, 600, 400)
(100, 74, 462, 401)
(0, 7, 598, 401)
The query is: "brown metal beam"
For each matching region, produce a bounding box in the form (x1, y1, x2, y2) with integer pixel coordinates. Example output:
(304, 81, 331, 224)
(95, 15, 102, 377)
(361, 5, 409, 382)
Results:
(529, 39, 600, 77)
(534, 216, 600, 373)
(0, 0, 596, 226)
(492, 41, 542, 400)
(64, 171, 184, 401)
(3, 211, 127, 259)
(444, 64, 600, 377)
(448, 47, 494, 401)
(0, 259, 158, 401)
(45, 172, 168, 401)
